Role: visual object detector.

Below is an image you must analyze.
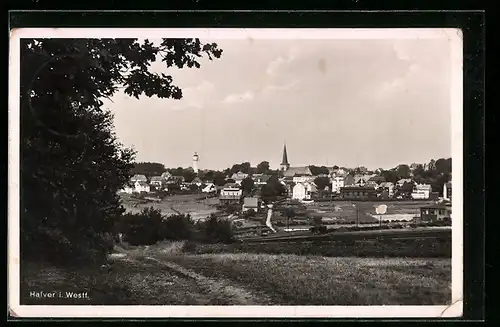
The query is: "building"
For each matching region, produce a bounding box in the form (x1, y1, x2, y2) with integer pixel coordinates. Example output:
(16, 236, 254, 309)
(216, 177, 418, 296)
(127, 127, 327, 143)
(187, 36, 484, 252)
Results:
(340, 186, 377, 201)
(130, 174, 148, 183)
(202, 183, 217, 193)
(161, 171, 172, 180)
(150, 176, 165, 190)
(420, 203, 452, 220)
(280, 143, 290, 172)
(411, 184, 432, 200)
(191, 176, 203, 187)
(283, 166, 314, 182)
(443, 181, 452, 201)
(330, 176, 345, 193)
(397, 178, 413, 187)
(219, 184, 243, 204)
(343, 175, 356, 187)
(192, 152, 199, 174)
(379, 182, 395, 197)
(292, 182, 318, 201)
(253, 174, 271, 186)
(134, 181, 151, 193)
(242, 197, 260, 212)
(231, 171, 249, 185)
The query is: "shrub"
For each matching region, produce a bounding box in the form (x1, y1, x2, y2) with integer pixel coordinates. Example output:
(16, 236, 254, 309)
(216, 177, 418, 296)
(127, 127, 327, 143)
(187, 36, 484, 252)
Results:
(160, 214, 194, 241)
(199, 214, 235, 244)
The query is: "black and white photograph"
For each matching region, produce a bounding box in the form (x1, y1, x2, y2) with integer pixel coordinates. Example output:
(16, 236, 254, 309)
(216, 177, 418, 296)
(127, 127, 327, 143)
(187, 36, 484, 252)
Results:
(9, 28, 463, 318)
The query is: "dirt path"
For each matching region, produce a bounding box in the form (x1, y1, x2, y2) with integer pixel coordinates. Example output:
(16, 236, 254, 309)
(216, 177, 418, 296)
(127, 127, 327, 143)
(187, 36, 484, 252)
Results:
(116, 249, 273, 305)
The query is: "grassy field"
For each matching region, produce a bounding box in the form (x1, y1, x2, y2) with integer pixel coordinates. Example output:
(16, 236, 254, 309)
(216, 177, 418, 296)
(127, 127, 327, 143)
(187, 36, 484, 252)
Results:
(20, 239, 451, 306)
(166, 253, 451, 305)
(20, 253, 268, 305)
(185, 235, 452, 258)
(120, 193, 219, 220)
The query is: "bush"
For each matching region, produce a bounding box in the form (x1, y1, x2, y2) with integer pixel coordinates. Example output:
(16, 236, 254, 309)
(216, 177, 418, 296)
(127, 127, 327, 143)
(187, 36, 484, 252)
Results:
(199, 214, 235, 244)
(160, 214, 194, 241)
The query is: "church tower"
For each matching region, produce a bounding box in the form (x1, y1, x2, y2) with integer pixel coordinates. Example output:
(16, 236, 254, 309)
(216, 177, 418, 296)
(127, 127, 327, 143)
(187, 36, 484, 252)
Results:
(280, 143, 290, 172)
(192, 152, 199, 174)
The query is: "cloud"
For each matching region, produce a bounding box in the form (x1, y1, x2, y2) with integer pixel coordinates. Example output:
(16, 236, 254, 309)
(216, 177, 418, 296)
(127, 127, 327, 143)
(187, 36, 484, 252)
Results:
(221, 91, 255, 104)
(393, 42, 412, 61)
(263, 79, 300, 93)
(374, 63, 420, 99)
(169, 80, 215, 109)
(266, 46, 298, 76)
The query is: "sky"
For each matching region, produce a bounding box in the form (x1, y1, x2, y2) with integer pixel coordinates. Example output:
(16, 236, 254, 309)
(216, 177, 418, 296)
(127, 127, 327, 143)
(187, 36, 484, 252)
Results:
(103, 33, 454, 171)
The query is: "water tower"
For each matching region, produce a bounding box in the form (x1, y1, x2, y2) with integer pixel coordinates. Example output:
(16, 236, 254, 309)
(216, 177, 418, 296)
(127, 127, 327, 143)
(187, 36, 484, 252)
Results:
(192, 152, 199, 174)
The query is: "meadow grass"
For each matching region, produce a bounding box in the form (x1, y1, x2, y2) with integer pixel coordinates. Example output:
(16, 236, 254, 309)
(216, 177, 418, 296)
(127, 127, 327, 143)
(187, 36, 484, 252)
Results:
(167, 253, 451, 305)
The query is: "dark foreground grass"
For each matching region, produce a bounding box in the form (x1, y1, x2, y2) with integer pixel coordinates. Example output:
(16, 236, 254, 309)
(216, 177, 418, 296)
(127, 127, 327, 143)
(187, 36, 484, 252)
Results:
(167, 253, 452, 305)
(184, 237, 451, 258)
(20, 255, 256, 305)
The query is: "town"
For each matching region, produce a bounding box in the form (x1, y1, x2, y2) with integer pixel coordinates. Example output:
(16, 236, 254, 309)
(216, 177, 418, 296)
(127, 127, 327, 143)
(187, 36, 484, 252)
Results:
(118, 144, 452, 239)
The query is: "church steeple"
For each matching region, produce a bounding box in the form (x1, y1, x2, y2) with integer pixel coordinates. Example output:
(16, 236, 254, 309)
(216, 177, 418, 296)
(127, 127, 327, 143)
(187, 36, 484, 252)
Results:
(280, 143, 290, 171)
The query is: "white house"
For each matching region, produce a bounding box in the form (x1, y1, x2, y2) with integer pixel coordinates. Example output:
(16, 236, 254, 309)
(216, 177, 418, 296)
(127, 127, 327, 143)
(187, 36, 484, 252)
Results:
(231, 171, 249, 185)
(292, 182, 318, 201)
(411, 184, 432, 200)
(131, 174, 148, 183)
(330, 176, 345, 193)
(134, 181, 151, 193)
(220, 184, 243, 198)
(202, 183, 217, 193)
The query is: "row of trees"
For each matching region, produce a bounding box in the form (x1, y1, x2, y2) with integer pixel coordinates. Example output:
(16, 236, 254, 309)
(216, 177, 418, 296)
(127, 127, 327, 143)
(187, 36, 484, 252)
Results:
(114, 207, 234, 246)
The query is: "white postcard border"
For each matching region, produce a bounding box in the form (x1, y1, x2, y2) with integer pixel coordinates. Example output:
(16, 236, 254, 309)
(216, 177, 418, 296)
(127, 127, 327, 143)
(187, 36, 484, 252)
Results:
(8, 27, 464, 318)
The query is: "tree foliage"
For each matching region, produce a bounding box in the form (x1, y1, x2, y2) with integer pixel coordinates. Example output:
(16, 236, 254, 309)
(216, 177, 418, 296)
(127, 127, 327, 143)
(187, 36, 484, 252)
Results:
(21, 38, 222, 264)
(131, 162, 167, 177)
(314, 176, 331, 191)
(260, 176, 286, 203)
(256, 161, 270, 174)
(241, 177, 255, 195)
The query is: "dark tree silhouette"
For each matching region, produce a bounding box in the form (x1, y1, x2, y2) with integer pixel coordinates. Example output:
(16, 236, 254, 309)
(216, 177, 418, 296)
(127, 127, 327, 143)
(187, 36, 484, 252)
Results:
(21, 38, 222, 264)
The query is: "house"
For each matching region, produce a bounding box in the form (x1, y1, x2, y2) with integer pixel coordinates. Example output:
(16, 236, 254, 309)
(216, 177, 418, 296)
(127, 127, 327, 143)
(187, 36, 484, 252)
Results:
(411, 184, 432, 200)
(292, 182, 318, 201)
(397, 178, 413, 187)
(284, 166, 313, 178)
(166, 175, 185, 184)
(330, 176, 345, 193)
(202, 183, 217, 193)
(443, 181, 452, 201)
(253, 174, 271, 186)
(420, 203, 452, 220)
(379, 182, 395, 197)
(340, 186, 377, 201)
(231, 171, 249, 185)
(283, 166, 314, 183)
(191, 177, 203, 187)
(368, 176, 386, 185)
(343, 175, 356, 187)
(149, 176, 165, 189)
(219, 184, 243, 204)
(161, 171, 172, 180)
(130, 174, 148, 183)
(242, 197, 260, 212)
(120, 184, 134, 194)
(134, 181, 151, 193)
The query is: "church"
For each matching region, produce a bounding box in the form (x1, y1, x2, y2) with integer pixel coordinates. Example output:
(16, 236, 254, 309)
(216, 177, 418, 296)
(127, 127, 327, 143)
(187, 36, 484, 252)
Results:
(279, 143, 314, 182)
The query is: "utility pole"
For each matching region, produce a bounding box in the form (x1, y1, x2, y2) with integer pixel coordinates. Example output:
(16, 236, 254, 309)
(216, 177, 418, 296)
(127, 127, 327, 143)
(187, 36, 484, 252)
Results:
(356, 206, 359, 228)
